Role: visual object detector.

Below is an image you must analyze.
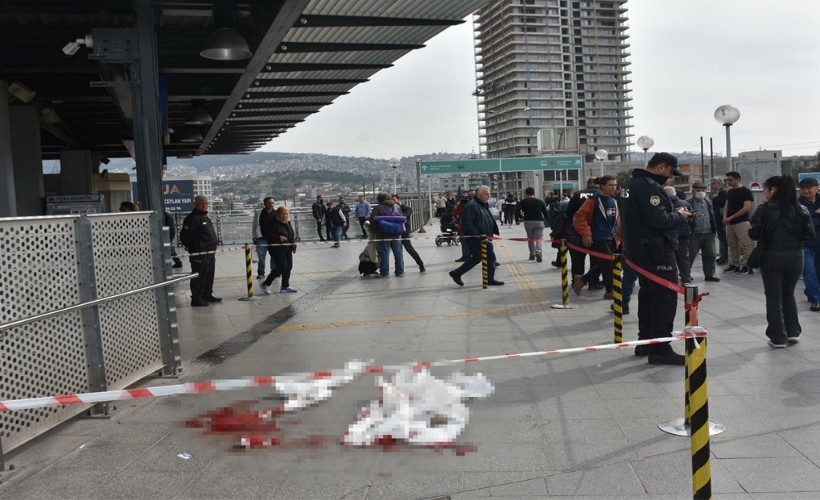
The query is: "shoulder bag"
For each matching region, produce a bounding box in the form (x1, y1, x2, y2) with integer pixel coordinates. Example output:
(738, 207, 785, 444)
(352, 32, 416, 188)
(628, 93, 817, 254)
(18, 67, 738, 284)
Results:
(747, 208, 767, 269)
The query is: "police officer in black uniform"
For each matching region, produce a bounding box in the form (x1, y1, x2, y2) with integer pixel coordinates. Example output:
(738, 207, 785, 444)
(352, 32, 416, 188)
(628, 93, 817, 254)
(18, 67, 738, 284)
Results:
(622, 153, 692, 365)
(180, 195, 221, 307)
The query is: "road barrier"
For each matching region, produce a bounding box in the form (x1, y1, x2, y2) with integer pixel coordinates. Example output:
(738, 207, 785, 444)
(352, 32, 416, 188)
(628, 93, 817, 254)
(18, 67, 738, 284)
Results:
(238, 243, 256, 302)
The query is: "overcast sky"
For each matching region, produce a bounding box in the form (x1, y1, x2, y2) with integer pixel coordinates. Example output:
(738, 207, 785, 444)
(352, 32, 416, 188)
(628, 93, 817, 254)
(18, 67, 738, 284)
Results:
(262, 0, 820, 160)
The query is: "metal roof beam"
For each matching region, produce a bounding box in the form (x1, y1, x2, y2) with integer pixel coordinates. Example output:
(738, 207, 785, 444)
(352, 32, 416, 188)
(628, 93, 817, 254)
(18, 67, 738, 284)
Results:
(262, 62, 392, 72)
(241, 91, 347, 98)
(251, 78, 368, 86)
(198, 0, 312, 155)
(277, 42, 424, 53)
(295, 15, 463, 28)
(234, 101, 332, 109)
(227, 111, 312, 118)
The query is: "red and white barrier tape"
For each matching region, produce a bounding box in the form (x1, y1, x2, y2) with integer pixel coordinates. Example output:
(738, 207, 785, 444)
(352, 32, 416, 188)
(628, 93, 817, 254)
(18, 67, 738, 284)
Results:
(0, 361, 371, 412)
(0, 328, 705, 412)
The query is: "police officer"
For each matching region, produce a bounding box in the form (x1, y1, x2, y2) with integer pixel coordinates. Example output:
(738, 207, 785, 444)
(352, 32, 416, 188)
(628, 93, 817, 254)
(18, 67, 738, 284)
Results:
(180, 195, 221, 307)
(622, 153, 691, 365)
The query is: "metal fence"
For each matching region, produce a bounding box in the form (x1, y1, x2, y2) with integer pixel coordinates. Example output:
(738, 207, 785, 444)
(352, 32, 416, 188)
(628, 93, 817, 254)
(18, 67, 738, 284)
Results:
(174, 198, 433, 246)
(0, 212, 180, 460)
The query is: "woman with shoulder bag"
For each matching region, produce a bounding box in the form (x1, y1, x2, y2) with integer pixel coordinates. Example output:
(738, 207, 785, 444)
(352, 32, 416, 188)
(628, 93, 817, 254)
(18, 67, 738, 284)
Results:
(749, 175, 816, 348)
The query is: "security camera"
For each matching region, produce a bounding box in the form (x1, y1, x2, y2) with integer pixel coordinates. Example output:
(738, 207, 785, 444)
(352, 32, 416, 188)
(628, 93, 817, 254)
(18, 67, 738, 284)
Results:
(62, 34, 93, 56)
(62, 41, 81, 56)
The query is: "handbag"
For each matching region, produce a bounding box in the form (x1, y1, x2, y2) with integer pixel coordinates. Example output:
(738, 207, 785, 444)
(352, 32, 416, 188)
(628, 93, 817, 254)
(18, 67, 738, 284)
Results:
(747, 207, 767, 269)
(747, 243, 763, 269)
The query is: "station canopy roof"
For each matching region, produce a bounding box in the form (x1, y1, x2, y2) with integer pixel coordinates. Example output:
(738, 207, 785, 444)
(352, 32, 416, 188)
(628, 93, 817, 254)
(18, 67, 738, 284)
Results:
(0, 0, 487, 160)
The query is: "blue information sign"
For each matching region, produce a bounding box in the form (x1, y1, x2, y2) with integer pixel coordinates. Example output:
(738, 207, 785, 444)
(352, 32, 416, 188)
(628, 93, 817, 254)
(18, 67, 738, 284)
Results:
(131, 180, 195, 213)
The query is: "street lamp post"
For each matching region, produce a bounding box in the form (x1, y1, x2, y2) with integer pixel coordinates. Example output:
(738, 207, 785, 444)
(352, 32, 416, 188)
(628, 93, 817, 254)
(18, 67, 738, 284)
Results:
(594, 149, 608, 177)
(389, 157, 399, 194)
(636, 135, 654, 165)
(714, 105, 740, 172)
(427, 175, 433, 223)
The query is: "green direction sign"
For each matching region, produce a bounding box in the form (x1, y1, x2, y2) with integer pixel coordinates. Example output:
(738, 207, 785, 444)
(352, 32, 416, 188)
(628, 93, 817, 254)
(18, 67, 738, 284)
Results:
(419, 159, 500, 174)
(420, 155, 582, 175)
(500, 155, 583, 172)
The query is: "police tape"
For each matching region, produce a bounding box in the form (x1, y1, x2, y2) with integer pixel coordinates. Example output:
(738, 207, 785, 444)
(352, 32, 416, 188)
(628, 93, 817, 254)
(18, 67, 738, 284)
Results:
(178, 233, 548, 259)
(558, 240, 688, 296)
(0, 328, 706, 412)
(178, 233, 701, 299)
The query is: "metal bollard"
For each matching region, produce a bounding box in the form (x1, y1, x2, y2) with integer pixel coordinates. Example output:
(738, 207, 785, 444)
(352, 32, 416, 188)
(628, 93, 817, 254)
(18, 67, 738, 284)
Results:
(481, 237, 488, 289)
(551, 240, 577, 309)
(659, 287, 723, 439)
(612, 254, 623, 343)
(688, 329, 712, 499)
(238, 243, 257, 302)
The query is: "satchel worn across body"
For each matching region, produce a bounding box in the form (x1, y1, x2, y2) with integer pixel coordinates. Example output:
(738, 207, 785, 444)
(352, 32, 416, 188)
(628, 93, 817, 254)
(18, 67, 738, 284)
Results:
(747, 208, 767, 269)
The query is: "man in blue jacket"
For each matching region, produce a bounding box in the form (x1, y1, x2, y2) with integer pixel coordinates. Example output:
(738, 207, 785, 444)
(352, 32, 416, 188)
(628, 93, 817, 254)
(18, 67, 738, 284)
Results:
(798, 177, 820, 311)
(449, 186, 504, 287)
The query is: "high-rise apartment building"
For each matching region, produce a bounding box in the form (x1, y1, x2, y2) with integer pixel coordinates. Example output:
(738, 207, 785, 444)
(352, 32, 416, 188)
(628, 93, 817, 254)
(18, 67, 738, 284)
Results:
(474, 0, 633, 161)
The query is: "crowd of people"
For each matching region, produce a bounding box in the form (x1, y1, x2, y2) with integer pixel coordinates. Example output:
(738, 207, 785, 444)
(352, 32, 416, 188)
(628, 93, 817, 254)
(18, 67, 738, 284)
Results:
(166, 157, 819, 356)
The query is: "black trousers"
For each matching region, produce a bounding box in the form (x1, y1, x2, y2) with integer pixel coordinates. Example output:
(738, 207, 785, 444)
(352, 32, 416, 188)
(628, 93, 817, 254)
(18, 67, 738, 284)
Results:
(760, 251, 803, 343)
(633, 251, 678, 355)
(264, 248, 293, 289)
(315, 219, 324, 240)
(401, 232, 423, 266)
(452, 238, 496, 282)
(582, 240, 615, 292)
(189, 253, 215, 300)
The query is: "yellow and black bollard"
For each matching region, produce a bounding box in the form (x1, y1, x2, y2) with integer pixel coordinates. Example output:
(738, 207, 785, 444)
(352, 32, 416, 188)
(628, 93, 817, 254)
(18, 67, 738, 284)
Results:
(683, 284, 697, 427)
(238, 243, 257, 302)
(481, 237, 489, 289)
(551, 240, 577, 309)
(658, 286, 724, 443)
(688, 328, 711, 499)
(612, 254, 624, 343)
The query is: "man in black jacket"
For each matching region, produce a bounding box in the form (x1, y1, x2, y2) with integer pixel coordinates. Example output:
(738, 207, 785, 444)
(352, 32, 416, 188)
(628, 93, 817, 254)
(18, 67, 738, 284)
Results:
(180, 195, 221, 307)
(623, 153, 691, 365)
(517, 187, 550, 262)
(449, 185, 504, 287)
(311, 195, 326, 241)
(710, 178, 729, 264)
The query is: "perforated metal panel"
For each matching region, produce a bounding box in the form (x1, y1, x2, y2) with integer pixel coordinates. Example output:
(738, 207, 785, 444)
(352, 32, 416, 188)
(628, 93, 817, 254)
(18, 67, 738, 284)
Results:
(0, 217, 92, 451)
(87, 213, 163, 389)
(1, 213, 175, 454)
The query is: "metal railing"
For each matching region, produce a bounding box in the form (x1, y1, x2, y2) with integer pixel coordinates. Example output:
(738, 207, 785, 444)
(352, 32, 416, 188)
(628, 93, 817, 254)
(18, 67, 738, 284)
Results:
(172, 199, 433, 247)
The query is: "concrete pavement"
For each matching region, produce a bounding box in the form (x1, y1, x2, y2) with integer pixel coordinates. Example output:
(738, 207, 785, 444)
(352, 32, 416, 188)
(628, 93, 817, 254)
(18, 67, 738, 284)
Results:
(1, 221, 820, 499)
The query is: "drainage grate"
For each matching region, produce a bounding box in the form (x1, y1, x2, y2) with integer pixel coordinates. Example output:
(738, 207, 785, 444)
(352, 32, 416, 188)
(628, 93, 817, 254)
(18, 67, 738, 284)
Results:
(193, 269, 361, 366)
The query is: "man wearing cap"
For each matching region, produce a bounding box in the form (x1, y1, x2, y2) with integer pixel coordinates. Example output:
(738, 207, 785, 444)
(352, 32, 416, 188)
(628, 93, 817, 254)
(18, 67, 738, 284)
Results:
(622, 152, 692, 365)
(688, 182, 720, 282)
(798, 177, 820, 311)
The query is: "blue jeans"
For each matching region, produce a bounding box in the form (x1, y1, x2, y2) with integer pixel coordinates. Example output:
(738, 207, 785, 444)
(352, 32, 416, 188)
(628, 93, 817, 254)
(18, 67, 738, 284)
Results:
(377, 238, 404, 276)
(332, 225, 343, 243)
(255, 239, 268, 276)
(803, 246, 820, 302)
(622, 259, 638, 309)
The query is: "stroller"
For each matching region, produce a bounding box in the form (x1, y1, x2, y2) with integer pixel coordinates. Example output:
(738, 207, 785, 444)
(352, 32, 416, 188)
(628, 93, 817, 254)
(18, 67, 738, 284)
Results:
(435, 211, 460, 246)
